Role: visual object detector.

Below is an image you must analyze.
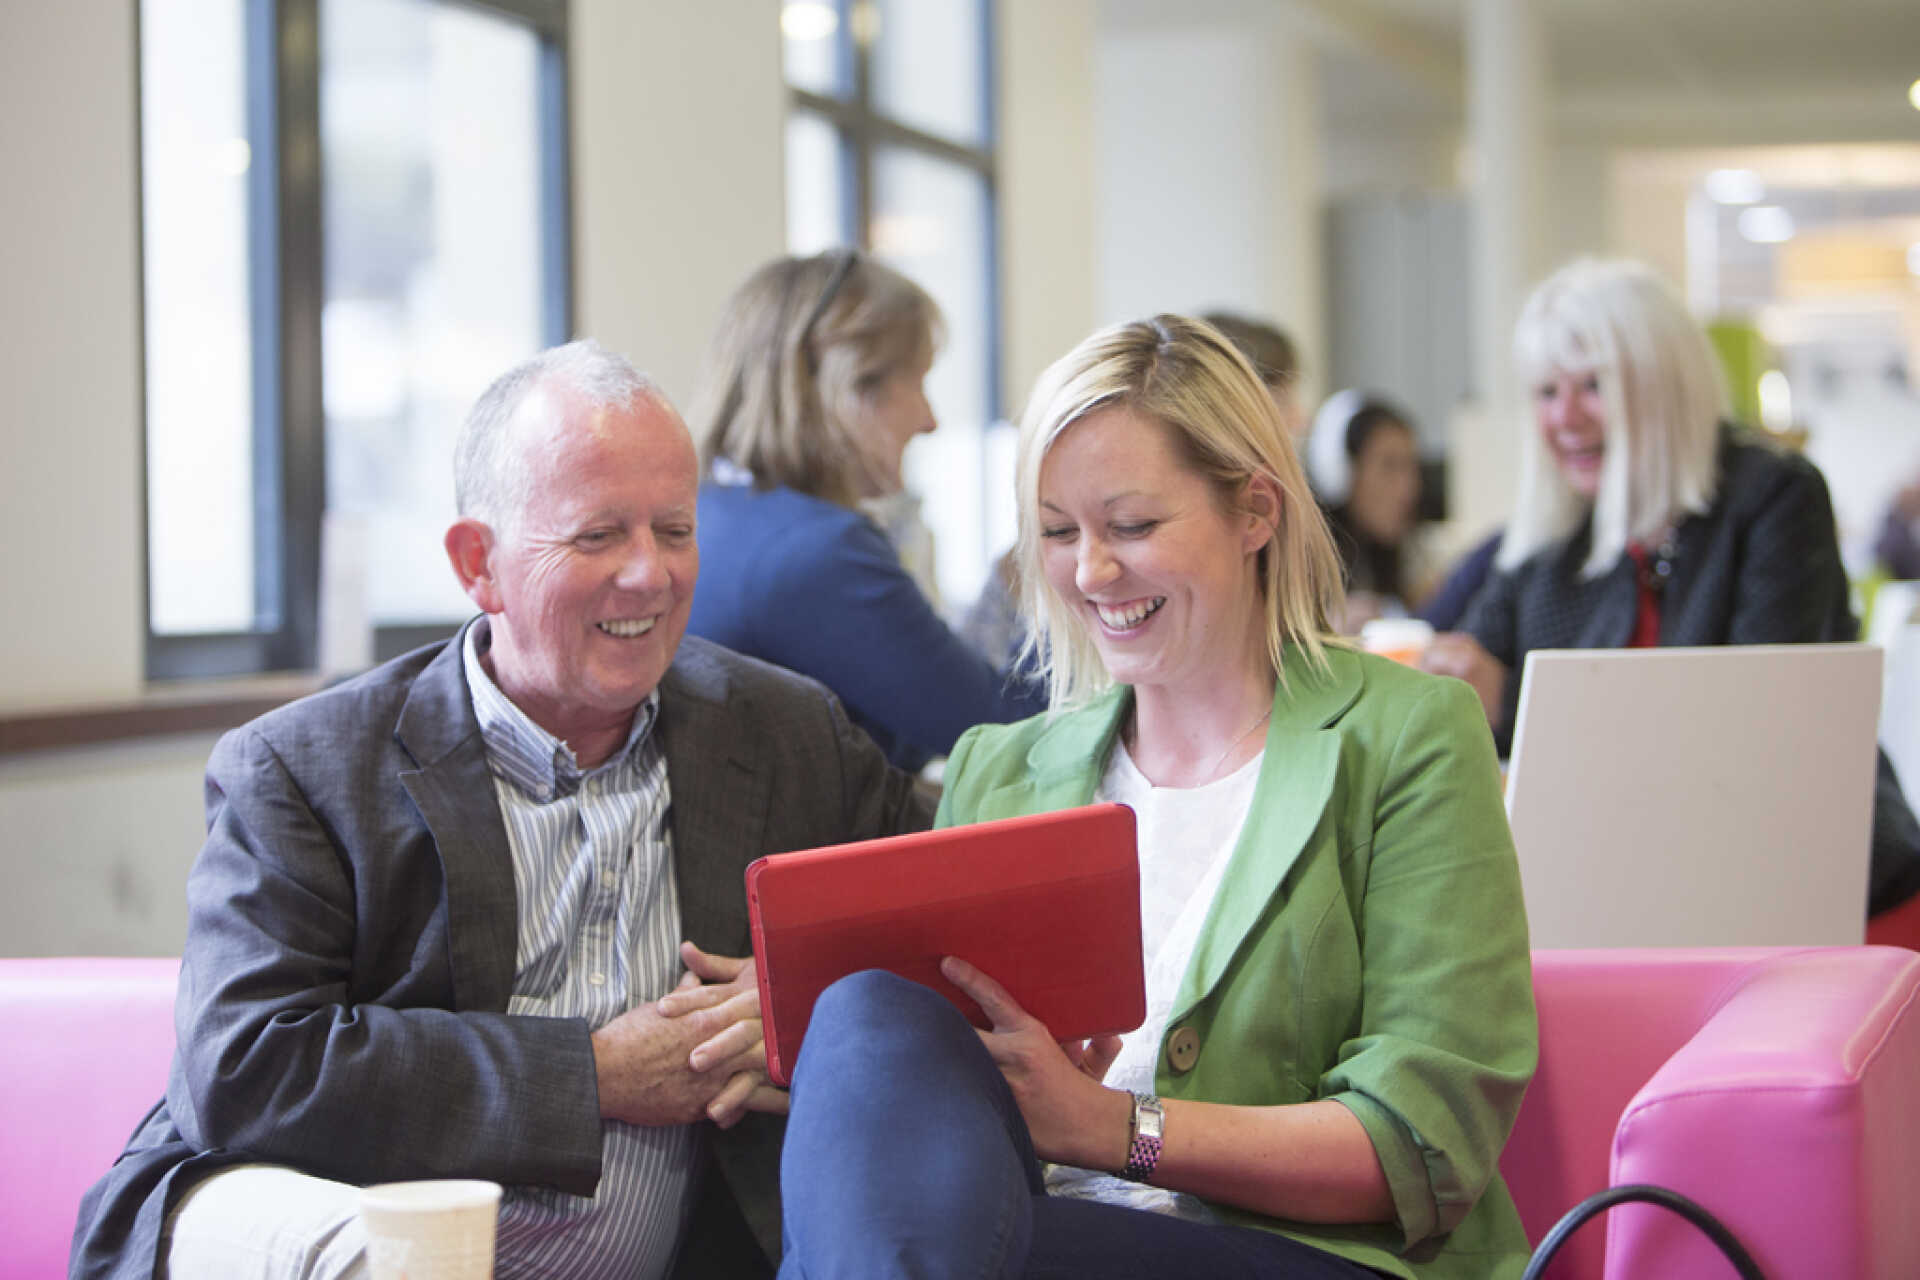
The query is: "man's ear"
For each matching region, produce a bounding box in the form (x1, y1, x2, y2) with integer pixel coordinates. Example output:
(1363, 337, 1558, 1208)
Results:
(1243, 473, 1283, 555)
(445, 517, 503, 614)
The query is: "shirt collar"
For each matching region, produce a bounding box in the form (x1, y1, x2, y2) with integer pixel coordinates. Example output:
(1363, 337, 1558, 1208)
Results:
(462, 618, 659, 800)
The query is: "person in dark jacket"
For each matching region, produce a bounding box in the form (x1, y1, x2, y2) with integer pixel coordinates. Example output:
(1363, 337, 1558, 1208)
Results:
(1423, 257, 1920, 916)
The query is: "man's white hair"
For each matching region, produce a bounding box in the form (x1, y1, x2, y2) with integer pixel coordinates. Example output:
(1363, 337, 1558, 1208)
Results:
(453, 339, 665, 536)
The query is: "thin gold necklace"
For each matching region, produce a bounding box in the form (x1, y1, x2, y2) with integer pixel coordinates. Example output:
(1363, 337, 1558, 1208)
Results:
(1132, 703, 1273, 786)
(1200, 706, 1273, 783)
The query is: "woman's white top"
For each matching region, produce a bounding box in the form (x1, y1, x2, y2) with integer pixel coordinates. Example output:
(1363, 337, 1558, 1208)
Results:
(1043, 737, 1262, 1219)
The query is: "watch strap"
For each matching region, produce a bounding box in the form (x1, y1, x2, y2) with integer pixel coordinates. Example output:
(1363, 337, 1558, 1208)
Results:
(1123, 1091, 1164, 1183)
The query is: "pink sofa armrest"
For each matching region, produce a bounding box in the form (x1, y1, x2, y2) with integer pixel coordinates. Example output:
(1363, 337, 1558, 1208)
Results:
(1606, 946, 1920, 1280)
(0, 957, 180, 1280)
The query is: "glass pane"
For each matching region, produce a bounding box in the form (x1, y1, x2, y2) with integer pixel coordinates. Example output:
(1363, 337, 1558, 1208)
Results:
(321, 0, 548, 626)
(786, 112, 847, 254)
(872, 146, 994, 607)
(782, 0, 846, 97)
(142, 0, 258, 635)
(871, 0, 986, 147)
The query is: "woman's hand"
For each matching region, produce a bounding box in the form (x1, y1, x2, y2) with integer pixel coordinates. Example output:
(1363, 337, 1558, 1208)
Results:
(655, 941, 788, 1127)
(940, 955, 1132, 1171)
(1419, 632, 1508, 727)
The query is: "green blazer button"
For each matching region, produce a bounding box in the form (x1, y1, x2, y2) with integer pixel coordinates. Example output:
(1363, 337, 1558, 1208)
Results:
(1167, 1025, 1200, 1073)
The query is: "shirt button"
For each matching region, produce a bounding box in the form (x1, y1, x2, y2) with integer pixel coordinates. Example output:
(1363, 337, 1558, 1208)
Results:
(601, 870, 617, 891)
(588, 972, 606, 987)
(1166, 1025, 1200, 1074)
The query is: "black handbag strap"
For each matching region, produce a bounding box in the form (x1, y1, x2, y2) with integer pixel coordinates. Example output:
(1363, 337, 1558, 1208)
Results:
(1522, 1183, 1766, 1280)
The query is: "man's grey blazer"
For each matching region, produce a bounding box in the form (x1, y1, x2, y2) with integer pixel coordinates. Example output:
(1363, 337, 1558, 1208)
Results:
(70, 625, 933, 1279)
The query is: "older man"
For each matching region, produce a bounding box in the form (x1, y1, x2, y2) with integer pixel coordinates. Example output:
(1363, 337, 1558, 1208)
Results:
(71, 341, 932, 1279)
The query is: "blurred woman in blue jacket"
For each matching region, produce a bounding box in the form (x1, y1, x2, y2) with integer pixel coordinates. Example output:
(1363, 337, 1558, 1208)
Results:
(686, 250, 1044, 771)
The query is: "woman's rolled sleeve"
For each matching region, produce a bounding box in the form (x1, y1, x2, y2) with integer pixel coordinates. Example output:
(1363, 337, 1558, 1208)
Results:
(1319, 678, 1537, 1247)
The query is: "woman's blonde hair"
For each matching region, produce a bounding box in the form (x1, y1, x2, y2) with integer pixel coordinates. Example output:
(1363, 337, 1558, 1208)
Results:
(1500, 258, 1726, 575)
(688, 250, 942, 509)
(1014, 315, 1346, 710)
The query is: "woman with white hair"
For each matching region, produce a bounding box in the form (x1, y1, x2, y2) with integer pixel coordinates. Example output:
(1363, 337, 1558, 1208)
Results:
(682, 314, 1537, 1278)
(1422, 258, 1920, 919)
(1423, 257, 1854, 739)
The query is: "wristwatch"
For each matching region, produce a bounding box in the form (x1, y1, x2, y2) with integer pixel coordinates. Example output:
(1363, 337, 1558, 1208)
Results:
(1123, 1091, 1165, 1183)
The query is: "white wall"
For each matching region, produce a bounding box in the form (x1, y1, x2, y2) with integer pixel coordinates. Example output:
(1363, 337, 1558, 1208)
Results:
(998, 0, 1099, 416)
(1323, 126, 1458, 200)
(1093, 7, 1325, 391)
(0, 736, 218, 957)
(571, 0, 786, 406)
(0, 2, 145, 710)
(0, 3, 201, 958)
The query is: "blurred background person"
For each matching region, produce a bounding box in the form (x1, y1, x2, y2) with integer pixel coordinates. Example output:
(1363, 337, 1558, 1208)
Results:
(1306, 390, 1428, 631)
(1873, 469, 1920, 582)
(1423, 256, 1920, 919)
(1199, 311, 1308, 445)
(687, 249, 1045, 773)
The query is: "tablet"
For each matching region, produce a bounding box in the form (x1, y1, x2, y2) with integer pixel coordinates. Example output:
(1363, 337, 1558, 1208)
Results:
(747, 803, 1144, 1086)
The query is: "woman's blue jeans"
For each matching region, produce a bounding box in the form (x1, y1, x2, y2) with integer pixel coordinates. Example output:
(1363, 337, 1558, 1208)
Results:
(775, 970, 1383, 1280)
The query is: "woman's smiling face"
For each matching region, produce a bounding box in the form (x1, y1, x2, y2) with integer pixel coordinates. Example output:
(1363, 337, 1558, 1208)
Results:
(1534, 368, 1609, 498)
(1036, 405, 1271, 696)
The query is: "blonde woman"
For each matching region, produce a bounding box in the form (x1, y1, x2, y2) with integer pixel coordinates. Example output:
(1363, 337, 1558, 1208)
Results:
(727, 315, 1537, 1278)
(686, 250, 1043, 770)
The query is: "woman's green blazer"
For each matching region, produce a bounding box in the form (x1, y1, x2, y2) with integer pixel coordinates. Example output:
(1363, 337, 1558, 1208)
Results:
(935, 645, 1539, 1280)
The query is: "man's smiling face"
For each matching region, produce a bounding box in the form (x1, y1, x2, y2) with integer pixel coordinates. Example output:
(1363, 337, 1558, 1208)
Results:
(477, 385, 700, 752)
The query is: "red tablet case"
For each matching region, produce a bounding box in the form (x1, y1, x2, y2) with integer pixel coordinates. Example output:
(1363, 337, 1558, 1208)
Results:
(746, 803, 1144, 1086)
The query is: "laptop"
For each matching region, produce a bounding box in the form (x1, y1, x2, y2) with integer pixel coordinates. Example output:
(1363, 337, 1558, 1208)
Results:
(747, 803, 1145, 1086)
(1503, 644, 1882, 948)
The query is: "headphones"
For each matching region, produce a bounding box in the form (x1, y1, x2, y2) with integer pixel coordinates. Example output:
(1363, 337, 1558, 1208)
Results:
(1306, 388, 1368, 504)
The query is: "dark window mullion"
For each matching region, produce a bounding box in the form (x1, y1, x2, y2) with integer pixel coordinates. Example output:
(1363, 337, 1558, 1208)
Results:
(850, 10, 873, 248)
(444, 0, 564, 38)
(274, 0, 325, 672)
(537, 33, 573, 343)
(789, 87, 993, 176)
(244, 0, 283, 637)
(979, 0, 1001, 432)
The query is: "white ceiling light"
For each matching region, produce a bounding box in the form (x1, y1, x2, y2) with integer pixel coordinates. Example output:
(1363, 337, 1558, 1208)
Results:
(1909, 79, 1920, 112)
(1738, 206, 1796, 244)
(1704, 169, 1765, 204)
(782, 2, 838, 42)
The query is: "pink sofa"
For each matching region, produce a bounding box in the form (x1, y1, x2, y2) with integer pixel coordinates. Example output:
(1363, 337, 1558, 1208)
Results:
(1507, 946, 1920, 1279)
(6, 948, 1918, 1279)
(0, 957, 179, 1280)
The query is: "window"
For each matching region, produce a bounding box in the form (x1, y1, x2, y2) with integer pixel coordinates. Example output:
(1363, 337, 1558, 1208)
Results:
(139, 0, 569, 679)
(781, 0, 1001, 610)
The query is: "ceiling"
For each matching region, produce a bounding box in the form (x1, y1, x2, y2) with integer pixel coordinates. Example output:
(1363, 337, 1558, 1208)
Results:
(1306, 0, 1920, 145)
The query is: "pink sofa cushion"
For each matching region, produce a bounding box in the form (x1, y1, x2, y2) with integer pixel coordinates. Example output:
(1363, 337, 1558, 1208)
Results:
(1608, 946, 1920, 1279)
(0, 957, 179, 1280)
(1507, 947, 1920, 1280)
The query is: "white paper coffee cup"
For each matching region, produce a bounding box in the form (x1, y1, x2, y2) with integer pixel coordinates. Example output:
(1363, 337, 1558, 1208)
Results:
(1360, 617, 1434, 665)
(358, 1179, 502, 1280)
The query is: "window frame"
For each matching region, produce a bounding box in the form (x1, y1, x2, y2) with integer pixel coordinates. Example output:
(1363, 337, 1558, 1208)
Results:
(791, 0, 1006, 408)
(786, 0, 1004, 424)
(139, 0, 573, 681)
